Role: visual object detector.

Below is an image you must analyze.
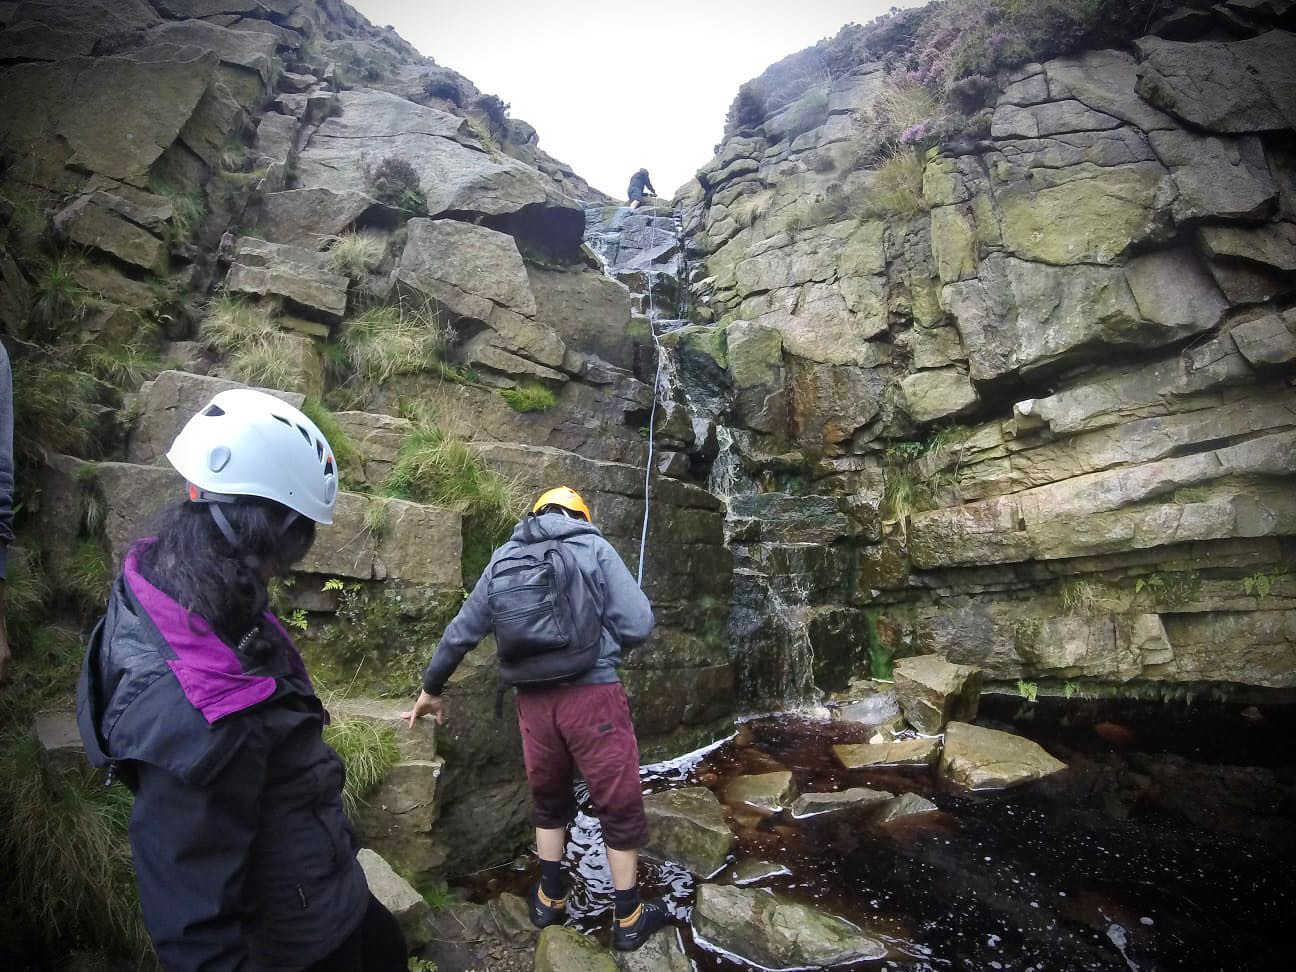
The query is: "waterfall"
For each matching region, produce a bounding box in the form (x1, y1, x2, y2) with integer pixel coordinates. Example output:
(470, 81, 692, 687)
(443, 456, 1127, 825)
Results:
(582, 203, 826, 711)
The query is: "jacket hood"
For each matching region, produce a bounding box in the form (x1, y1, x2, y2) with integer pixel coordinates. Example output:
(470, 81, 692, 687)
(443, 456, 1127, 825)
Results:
(513, 512, 602, 544)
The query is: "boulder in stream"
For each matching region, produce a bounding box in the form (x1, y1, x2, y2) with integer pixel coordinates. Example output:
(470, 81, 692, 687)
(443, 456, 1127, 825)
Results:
(790, 786, 895, 819)
(535, 925, 617, 972)
(940, 721, 1066, 789)
(615, 927, 695, 972)
(642, 787, 734, 876)
(874, 792, 939, 824)
(722, 771, 797, 811)
(892, 654, 983, 734)
(834, 736, 941, 769)
(692, 884, 887, 969)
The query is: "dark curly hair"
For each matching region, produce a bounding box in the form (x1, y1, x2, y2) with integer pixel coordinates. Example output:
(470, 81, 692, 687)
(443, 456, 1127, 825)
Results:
(135, 498, 316, 663)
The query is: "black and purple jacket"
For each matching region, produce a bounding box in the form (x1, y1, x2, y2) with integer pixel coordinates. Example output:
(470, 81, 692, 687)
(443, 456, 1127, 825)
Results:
(76, 545, 370, 972)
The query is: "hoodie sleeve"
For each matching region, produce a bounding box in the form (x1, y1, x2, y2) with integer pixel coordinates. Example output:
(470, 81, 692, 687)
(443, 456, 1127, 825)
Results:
(127, 735, 269, 972)
(422, 566, 494, 695)
(595, 538, 654, 647)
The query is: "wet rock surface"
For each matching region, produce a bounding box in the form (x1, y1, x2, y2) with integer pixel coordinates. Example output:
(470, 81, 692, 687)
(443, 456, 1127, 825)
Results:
(692, 884, 887, 968)
(892, 655, 983, 734)
(642, 787, 734, 877)
(940, 721, 1068, 789)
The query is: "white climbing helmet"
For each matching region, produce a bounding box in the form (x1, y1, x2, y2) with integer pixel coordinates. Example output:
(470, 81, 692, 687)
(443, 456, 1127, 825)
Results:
(166, 388, 339, 525)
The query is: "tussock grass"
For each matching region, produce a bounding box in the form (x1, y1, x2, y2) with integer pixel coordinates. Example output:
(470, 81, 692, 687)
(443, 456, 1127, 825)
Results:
(0, 734, 150, 958)
(29, 255, 89, 333)
(151, 180, 207, 244)
(874, 75, 941, 135)
(201, 297, 308, 392)
(321, 716, 401, 817)
(67, 541, 110, 614)
(10, 356, 103, 464)
(1059, 579, 1102, 615)
(200, 296, 277, 352)
(729, 189, 774, 230)
(499, 382, 556, 413)
(384, 425, 522, 537)
(341, 302, 446, 384)
(327, 231, 387, 280)
(868, 147, 928, 215)
(229, 331, 308, 391)
(88, 342, 162, 390)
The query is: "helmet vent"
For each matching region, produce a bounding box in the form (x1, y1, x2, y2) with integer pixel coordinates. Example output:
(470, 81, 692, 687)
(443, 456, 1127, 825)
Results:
(296, 424, 311, 445)
(323, 456, 335, 476)
(203, 404, 226, 417)
(316, 440, 324, 461)
(272, 414, 292, 428)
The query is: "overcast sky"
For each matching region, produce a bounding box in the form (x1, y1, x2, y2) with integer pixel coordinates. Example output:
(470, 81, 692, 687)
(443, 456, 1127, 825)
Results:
(348, 0, 926, 200)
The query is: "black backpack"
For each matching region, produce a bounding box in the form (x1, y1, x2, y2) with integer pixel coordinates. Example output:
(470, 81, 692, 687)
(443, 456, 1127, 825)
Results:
(487, 537, 605, 690)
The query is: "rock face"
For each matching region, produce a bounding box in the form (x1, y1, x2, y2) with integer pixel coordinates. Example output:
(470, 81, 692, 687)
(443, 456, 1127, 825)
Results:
(642, 787, 734, 876)
(692, 885, 887, 969)
(892, 655, 982, 734)
(356, 848, 430, 949)
(940, 722, 1067, 789)
(679, 8, 1296, 704)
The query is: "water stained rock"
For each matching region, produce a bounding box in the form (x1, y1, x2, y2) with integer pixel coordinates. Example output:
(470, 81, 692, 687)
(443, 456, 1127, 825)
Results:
(692, 884, 888, 969)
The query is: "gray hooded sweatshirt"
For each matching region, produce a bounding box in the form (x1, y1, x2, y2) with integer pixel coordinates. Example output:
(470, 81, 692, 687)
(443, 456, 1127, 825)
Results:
(421, 513, 654, 695)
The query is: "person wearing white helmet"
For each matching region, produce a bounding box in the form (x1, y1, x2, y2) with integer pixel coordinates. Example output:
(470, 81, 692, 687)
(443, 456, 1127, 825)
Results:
(77, 389, 406, 972)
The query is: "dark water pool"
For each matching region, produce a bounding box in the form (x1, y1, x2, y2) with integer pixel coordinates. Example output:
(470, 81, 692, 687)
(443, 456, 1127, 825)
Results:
(460, 697, 1296, 970)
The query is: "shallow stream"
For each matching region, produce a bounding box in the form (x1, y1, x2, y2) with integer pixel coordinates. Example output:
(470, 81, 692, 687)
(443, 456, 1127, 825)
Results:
(460, 697, 1296, 970)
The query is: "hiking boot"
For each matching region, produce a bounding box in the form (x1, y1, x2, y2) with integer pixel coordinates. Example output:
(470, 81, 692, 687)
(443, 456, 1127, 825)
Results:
(612, 898, 669, 951)
(527, 882, 568, 929)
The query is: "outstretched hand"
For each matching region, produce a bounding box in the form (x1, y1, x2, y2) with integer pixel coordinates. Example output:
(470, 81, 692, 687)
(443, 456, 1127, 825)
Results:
(402, 691, 444, 728)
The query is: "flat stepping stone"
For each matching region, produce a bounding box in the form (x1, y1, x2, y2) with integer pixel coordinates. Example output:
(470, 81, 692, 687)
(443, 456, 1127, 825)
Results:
(790, 786, 895, 818)
(874, 792, 939, 824)
(723, 770, 796, 811)
(940, 722, 1066, 789)
(642, 786, 734, 876)
(834, 736, 940, 769)
(693, 884, 887, 968)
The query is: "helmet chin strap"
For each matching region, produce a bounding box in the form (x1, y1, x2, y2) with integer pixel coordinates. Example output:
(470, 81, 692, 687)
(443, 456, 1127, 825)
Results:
(188, 485, 300, 560)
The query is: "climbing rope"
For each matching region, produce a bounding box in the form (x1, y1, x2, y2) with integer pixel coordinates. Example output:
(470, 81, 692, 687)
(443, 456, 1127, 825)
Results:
(637, 234, 660, 587)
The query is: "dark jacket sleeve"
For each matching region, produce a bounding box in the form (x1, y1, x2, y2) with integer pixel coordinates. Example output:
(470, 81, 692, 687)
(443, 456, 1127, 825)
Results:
(595, 538, 654, 647)
(0, 341, 14, 577)
(128, 737, 269, 972)
(643, 176, 656, 195)
(422, 567, 494, 695)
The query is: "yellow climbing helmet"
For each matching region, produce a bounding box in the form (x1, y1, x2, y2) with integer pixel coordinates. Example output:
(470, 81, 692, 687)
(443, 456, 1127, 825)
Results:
(532, 486, 592, 522)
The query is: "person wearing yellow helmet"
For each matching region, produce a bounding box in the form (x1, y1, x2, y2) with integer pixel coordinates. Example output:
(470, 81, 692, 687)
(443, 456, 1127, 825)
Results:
(404, 485, 668, 952)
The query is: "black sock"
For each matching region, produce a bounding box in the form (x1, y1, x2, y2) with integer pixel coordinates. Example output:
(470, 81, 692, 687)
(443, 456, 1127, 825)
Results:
(614, 886, 641, 921)
(540, 859, 565, 900)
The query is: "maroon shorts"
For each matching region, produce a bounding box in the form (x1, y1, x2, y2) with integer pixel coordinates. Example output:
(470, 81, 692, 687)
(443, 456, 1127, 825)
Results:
(514, 682, 648, 851)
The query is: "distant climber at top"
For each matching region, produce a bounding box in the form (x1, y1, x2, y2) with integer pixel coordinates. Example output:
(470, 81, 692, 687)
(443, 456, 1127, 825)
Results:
(627, 167, 657, 209)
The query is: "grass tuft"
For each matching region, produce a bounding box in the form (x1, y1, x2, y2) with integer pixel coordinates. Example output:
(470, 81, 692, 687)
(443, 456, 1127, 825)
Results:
(10, 356, 103, 464)
(200, 297, 308, 392)
(321, 716, 401, 818)
(499, 382, 557, 413)
(29, 255, 89, 333)
(341, 302, 446, 385)
(0, 735, 150, 958)
(327, 232, 387, 281)
(384, 425, 522, 539)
